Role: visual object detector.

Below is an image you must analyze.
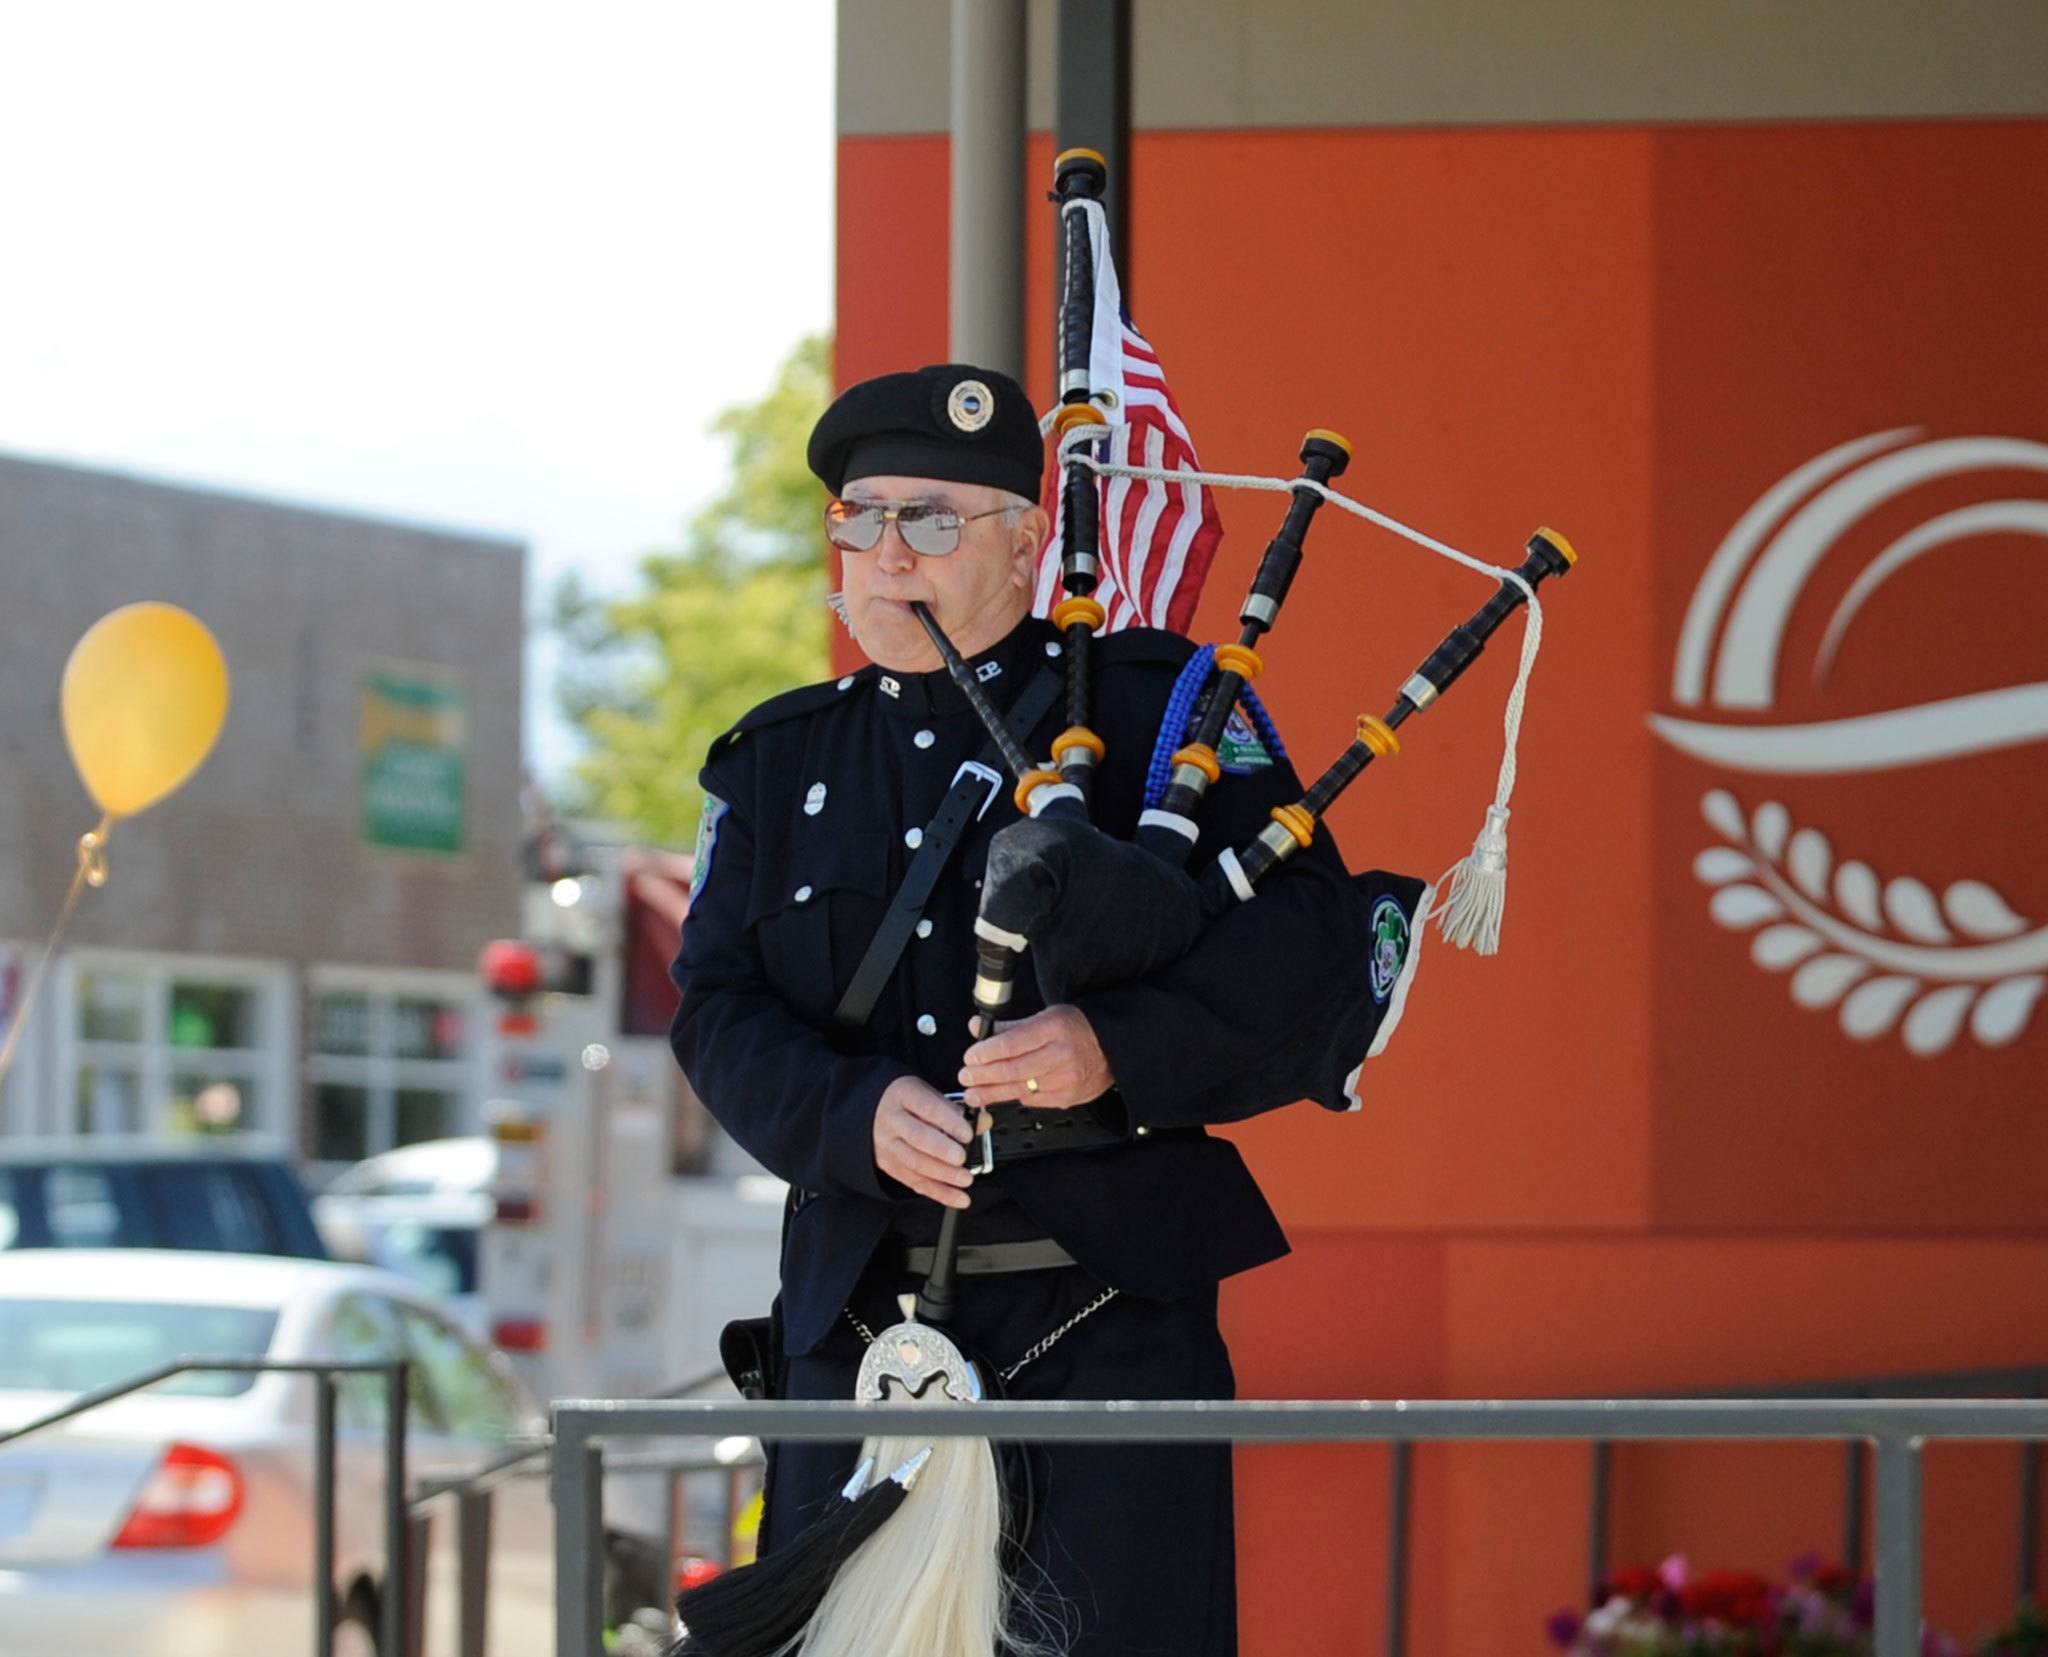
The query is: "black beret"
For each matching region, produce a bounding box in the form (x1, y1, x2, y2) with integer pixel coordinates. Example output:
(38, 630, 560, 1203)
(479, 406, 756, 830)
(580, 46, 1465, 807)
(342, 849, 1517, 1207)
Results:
(807, 363, 1044, 501)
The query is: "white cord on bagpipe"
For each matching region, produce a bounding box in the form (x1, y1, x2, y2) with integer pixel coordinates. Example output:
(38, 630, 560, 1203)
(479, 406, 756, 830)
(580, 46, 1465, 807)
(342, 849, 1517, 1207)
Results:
(1056, 426, 1543, 953)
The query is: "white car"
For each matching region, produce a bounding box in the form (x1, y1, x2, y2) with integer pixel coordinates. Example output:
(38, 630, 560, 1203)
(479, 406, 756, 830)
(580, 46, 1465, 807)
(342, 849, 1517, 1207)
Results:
(314, 1140, 496, 1340)
(0, 1250, 560, 1657)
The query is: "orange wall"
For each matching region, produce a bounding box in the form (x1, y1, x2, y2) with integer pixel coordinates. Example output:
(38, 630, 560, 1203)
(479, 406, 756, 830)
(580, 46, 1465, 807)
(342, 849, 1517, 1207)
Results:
(836, 120, 2048, 1653)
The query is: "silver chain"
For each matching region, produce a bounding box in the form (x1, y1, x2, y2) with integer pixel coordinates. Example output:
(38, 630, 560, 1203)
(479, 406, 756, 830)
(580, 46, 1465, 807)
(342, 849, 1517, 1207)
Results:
(842, 1286, 1120, 1386)
(998, 1287, 1117, 1383)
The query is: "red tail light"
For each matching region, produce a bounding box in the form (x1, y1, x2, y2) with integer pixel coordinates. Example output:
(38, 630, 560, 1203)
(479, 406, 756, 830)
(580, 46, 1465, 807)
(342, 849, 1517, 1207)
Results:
(492, 1317, 548, 1352)
(111, 1443, 246, 1550)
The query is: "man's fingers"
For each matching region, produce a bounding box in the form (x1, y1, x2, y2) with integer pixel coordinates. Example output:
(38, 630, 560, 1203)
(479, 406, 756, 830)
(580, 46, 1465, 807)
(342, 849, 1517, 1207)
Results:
(961, 1019, 1057, 1068)
(880, 1140, 974, 1206)
(901, 1093, 973, 1143)
(902, 1117, 967, 1166)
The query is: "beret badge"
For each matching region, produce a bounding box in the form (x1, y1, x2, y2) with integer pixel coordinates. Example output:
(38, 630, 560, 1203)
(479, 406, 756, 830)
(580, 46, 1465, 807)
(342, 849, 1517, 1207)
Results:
(945, 378, 996, 433)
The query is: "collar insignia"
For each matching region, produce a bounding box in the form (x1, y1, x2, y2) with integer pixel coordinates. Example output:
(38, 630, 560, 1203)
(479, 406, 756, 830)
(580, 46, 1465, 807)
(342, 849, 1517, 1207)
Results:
(880, 674, 901, 698)
(976, 660, 1002, 684)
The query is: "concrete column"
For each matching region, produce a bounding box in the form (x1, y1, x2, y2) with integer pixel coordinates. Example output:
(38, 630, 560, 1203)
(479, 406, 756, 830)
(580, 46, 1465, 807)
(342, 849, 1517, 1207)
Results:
(949, 0, 1027, 378)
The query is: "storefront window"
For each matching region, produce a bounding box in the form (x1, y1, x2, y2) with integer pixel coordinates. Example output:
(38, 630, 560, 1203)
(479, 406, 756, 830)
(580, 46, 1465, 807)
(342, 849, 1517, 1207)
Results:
(77, 970, 146, 1043)
(314, 1082, 371, 1163)
(73, 1064, 143, 1135)
(59, 953, 287, 1141)
(169, 983, 258, 1051)
(308, 976, 475, 1169)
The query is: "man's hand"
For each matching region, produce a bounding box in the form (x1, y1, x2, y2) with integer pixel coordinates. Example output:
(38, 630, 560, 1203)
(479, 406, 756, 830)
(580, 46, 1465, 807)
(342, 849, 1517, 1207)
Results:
(959, 1004, 1113, 1112)
(873, 1075, 975, 1209)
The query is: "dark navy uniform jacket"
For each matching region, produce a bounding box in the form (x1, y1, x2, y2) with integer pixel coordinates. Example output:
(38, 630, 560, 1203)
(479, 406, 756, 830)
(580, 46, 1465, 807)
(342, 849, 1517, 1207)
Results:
(669, 615, 1377, 1358)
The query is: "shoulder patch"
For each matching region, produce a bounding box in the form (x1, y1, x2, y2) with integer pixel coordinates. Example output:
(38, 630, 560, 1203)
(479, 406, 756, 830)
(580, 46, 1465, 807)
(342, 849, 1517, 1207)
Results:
(689, 794, 729, 900)
(1218, 707, 1274, 773)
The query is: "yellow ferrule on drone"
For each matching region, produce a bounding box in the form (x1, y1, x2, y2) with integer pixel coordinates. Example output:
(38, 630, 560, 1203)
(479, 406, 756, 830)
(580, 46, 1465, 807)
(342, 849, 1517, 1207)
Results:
(1270, 803, 1317, 848)
(1356, 715, 1401, 757)
(1171, 744, 1222, 784)
(1054, 726, 1106, 762)
(1052, 595, 1108, 632)
(1056, 145, 1108, 171)
(1054, 403, 1110, 439)
(1016, 768, 1066, 814)
(1534, 525, 1579, 566)
(1214, 643, 1265, 681)
(1304, 427, 1354, 458)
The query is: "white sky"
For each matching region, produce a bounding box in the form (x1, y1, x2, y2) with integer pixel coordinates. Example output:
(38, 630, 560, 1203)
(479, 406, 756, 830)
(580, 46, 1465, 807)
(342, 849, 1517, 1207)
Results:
(0, 1, 837, 782)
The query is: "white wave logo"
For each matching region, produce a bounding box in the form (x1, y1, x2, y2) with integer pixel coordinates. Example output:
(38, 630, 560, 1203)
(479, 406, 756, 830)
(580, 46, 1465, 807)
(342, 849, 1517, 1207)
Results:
(1649, 429, 2048, 1055)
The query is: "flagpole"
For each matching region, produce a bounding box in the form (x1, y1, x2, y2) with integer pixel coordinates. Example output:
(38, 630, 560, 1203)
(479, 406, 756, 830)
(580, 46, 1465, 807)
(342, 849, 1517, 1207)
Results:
(949, 0, 1027, 377)
(1055, 0, 1132, 302)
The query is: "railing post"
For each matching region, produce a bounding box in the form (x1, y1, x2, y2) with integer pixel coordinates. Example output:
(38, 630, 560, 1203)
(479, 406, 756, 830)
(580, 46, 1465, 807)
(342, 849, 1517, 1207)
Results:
(1872, 1434, 1924, 1657)
(2020, 1433, 2041, 1605)
(1587, 1440, 1611, 1602)
(723, 1464, 742, 1566)
(1384, 1441, 1411, 1657)
(384, 1363, 410, 1657)
(315, 1372, 338, 1657)
(1844, 1438, 1868, 1576)
(661, 1468, 681, 1605)
(552, 1415, 604, 1657)
(405, 1510, 431, 1657)
(457, 1488, 493, 1657)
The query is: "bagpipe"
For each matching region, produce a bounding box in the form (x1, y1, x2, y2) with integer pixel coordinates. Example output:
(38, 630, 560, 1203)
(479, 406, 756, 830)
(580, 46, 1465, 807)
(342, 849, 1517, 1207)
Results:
(673, 149, 1579, 1657)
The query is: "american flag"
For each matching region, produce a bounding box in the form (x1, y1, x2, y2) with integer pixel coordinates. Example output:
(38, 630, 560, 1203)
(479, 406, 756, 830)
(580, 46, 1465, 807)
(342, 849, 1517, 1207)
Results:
(1033, 198, 1223, 636)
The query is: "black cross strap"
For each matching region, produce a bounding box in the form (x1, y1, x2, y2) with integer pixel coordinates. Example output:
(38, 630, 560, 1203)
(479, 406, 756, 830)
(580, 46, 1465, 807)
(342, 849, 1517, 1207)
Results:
(832, 667, 1063, 1030)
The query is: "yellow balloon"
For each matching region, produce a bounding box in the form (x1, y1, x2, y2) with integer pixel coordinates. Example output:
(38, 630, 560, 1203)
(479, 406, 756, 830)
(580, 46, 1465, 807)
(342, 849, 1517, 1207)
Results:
(61, 603, 230, 818)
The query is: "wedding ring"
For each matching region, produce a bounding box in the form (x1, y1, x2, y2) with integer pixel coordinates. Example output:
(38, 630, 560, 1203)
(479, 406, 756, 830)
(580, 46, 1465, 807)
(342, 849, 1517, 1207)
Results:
(1025, 1076, 1040, 1094)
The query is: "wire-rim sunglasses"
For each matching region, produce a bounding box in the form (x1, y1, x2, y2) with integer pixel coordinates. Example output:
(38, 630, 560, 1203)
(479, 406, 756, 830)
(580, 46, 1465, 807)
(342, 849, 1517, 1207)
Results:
(824, 498, 1018, 557)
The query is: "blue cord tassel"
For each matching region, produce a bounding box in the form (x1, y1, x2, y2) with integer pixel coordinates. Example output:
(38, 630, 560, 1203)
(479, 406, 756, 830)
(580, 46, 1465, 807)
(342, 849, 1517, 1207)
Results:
(1144, 646, 1288, 810)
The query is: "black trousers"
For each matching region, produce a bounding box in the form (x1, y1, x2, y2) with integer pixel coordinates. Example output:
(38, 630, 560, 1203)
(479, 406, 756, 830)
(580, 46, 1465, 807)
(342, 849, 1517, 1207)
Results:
(763, 1258, 1239, 1657)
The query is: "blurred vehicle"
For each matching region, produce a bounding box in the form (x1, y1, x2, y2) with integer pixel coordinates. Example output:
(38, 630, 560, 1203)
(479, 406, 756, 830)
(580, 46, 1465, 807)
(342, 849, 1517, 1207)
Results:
(0, 1139, 327, 1260)
(0, 1250, 556, 1657)
(314, 1139, 494, 1337)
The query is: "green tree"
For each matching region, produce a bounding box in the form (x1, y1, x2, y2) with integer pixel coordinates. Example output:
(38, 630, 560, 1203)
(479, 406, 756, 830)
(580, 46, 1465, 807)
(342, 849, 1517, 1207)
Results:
(555, 335, 832, 846)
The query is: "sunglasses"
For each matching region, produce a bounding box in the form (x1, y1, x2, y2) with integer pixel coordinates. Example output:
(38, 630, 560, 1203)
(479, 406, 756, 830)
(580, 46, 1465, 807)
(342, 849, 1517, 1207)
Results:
(824, 497, 1015, 557)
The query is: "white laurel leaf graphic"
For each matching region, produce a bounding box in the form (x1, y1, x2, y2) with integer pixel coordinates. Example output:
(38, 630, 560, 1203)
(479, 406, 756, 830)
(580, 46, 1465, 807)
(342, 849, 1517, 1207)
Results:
(1972, 976, 2046, 1046)
(1903, 985, 1976, 1056)
(1751, 801, 1790, 859)
(1694, 848, 1756, 885)
(1792, 953, 1867, 1008)
(1834, 861, 1884, 931)
(1787, 828, 1832, 901)
(1944, 881, 2028, 940)
(1701, 789, 1747, 842)
(1752, 924, 1823, 970)
(1883, 878, 1950, 944)
(1841, 975, 1921, 1039)
(1710, 885, 1783, 927)
(1694, 790, 2043, 1054)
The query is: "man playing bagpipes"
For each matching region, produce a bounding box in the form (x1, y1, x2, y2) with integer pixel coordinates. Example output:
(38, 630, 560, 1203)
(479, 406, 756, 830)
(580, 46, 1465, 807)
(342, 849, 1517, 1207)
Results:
(667, 356, 1424, 1654)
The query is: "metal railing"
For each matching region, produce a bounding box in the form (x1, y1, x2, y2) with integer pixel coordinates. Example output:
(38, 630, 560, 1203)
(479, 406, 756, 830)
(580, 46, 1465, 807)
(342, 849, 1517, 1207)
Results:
(1584, 1365, 2048, 1603)
(406, 1366, 759, 1656)
(549, 1395, 2048, 1657)
(0, 1357, 411, 1657)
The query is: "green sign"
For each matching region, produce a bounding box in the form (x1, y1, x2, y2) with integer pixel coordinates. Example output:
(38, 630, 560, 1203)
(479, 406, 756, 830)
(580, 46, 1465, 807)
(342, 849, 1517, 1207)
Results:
(360, 669, 467, 853)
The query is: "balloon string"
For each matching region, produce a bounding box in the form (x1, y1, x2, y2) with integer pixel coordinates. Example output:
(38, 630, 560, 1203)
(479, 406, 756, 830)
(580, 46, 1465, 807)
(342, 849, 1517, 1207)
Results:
(0, 816, 113, 1090)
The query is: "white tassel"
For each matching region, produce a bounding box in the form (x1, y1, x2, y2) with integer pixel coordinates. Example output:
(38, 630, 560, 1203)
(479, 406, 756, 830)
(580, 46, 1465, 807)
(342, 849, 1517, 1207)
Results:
(798, 1433, 1024, 1657)
(1437, 803, 1511, 955)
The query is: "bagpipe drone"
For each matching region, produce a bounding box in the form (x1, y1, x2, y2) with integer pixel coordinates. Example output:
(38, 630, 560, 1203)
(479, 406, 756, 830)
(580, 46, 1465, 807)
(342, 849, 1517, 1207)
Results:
(673, 148, 1579, 1657)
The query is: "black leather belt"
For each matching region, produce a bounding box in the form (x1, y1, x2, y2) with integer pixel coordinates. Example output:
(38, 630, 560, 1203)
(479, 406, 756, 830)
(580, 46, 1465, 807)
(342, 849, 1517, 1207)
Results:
(976, 1099, 1128, 1166)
